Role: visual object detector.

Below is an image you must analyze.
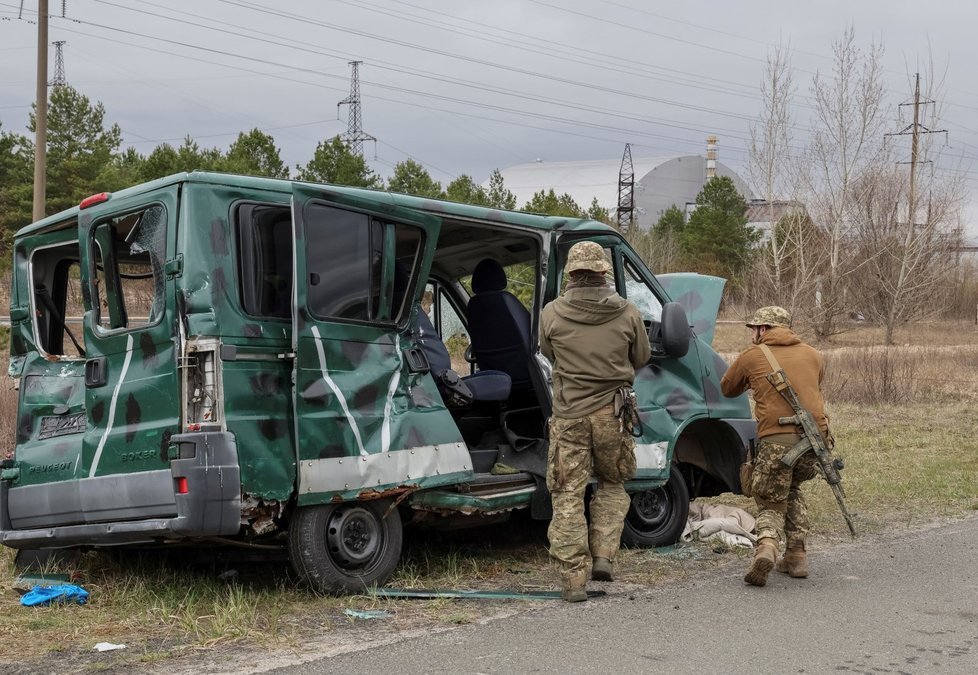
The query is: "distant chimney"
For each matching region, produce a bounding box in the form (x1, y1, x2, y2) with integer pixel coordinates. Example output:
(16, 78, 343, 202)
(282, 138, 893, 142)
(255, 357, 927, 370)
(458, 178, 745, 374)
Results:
(706, 135, 717, 180)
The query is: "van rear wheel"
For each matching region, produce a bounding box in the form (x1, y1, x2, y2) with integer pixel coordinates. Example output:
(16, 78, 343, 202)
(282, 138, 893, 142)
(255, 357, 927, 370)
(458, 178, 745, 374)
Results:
(288, 498, 403, 595)
(620, 464, 690, 548)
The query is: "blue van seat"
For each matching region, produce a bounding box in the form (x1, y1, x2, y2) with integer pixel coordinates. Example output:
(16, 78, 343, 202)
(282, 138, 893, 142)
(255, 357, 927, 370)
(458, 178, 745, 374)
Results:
(466, 259, 533, 389)
(417, 310, 511, 402)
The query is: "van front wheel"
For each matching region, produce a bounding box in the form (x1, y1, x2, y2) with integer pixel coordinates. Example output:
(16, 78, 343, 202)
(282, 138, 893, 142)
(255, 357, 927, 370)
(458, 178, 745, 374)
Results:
(288, 498, 403, 595)
(620, 465, 690, 548)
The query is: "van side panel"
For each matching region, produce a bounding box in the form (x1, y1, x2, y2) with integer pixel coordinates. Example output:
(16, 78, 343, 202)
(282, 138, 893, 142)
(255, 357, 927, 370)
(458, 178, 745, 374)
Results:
(180, 184, 297, 500)
(220, 355, 295, 500)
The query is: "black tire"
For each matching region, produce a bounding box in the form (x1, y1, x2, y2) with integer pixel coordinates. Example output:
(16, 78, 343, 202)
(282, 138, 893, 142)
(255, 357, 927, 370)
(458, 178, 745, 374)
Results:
(288, 498, 403, 595)
(620, 464, 690, 548)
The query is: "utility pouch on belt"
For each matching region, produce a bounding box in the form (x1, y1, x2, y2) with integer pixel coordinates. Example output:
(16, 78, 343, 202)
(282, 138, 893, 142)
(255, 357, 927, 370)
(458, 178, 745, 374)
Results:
(614, 385, 643, 437)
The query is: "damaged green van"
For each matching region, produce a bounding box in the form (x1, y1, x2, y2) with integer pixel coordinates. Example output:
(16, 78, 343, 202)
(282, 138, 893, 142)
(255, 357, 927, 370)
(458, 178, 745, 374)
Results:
(0, 171, 755, 594)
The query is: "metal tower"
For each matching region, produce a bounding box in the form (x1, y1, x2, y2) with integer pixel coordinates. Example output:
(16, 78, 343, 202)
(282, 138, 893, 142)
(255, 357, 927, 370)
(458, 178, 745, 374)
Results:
(337, 61, 376, 158)
(616, 143, 635, 235)
(50, 40, 66, 87)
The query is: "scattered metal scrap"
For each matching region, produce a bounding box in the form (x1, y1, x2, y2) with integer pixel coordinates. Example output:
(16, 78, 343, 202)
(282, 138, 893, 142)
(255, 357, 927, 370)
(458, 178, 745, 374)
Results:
(368, 588, 606, 600)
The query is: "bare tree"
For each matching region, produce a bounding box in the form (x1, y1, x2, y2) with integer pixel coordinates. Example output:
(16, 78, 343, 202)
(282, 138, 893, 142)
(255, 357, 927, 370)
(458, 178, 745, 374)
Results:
(748, 43, 794, 297)
(746, 42, 824, 319)
(850, 69, 966, 344)
(803, 26, 889, 339)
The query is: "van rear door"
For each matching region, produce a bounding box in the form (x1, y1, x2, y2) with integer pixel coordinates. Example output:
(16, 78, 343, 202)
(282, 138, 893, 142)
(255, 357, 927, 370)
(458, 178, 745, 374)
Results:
(290, 186, 472, 505)
(77, 187, 181, 522)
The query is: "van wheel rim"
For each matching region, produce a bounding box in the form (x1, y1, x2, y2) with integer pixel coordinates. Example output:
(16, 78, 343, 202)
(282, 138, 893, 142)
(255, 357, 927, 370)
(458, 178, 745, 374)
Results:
(326, 506, 381, 567)
(630, 490, 668, 528)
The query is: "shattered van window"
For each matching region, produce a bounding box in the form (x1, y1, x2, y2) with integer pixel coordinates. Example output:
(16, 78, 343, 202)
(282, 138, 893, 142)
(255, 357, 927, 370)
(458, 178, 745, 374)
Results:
(93, 204, 167, 332)
(623, 258, 663, 322)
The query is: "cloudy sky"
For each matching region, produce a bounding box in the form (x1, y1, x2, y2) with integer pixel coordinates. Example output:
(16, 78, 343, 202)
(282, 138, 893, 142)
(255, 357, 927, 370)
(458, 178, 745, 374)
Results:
(2, 0, 977, 229)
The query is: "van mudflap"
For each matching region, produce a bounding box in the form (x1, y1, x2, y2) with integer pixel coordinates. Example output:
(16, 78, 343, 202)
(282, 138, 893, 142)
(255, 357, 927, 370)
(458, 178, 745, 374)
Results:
(0, 431, 241, 549)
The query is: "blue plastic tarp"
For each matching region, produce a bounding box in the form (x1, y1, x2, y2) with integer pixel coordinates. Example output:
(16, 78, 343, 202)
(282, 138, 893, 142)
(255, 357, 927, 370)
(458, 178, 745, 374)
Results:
(20, 584, 89, 607)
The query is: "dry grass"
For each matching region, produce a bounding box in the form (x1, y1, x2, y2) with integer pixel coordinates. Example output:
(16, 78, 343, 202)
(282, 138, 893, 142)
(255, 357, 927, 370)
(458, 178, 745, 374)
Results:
(711, 318, 978, 355)
(2, 322, 978, 670)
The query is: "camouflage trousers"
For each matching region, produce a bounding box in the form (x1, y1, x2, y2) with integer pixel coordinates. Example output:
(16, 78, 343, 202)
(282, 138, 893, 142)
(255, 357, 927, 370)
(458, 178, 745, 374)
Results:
(751, 433, 819, 548)
(546, 408, 636, 589)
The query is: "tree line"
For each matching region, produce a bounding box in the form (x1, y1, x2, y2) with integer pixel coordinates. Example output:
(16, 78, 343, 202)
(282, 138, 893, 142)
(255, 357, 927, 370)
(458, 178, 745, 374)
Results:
(3, 28, 974, 344)
(0, 85, 613, 255)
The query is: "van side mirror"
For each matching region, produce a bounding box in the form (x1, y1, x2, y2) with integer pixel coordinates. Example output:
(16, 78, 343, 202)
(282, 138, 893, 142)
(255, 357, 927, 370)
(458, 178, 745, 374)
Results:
(653, 302, 690, 358)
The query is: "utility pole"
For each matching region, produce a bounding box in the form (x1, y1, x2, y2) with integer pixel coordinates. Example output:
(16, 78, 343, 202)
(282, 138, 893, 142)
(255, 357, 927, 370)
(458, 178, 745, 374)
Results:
(50, 40, 66, 87)
(885, 73, 947, 228)
(337, 61, 376, 158)
(616, 143, 635, 235)
(33, 0, 49, 223)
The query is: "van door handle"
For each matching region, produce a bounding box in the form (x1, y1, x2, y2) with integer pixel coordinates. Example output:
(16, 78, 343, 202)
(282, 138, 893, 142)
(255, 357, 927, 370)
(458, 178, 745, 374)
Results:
(85, 357, 108, 388)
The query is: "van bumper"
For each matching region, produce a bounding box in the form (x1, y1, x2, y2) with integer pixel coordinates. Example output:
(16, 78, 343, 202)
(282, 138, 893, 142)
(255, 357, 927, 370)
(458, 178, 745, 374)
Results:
(0, 431, 241, 549)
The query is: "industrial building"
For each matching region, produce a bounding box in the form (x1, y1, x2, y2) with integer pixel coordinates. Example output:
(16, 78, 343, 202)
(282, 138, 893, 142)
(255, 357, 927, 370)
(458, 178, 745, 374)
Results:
(494, 139, 751, 230)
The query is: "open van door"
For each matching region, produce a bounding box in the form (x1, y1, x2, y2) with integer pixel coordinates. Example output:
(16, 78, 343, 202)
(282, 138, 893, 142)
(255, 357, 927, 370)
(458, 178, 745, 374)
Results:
(287, 186, 472, 593)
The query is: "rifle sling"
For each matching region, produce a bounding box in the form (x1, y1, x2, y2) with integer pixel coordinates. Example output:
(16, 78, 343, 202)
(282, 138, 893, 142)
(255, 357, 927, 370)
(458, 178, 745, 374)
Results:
(757, 343, 819, 465)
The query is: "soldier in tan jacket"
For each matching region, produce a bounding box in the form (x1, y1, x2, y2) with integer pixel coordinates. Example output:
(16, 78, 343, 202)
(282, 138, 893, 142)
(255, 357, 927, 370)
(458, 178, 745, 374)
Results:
(721, 306, 828, 587)
(540, 241, 651, 602)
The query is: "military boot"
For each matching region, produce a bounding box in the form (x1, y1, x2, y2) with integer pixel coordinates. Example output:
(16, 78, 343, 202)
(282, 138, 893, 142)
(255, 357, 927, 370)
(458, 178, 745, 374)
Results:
(775, 543, 808, 578)
(561, 588, 588, 602)
(561, 571, 588, 603)
(591, 557, 613, 582)
(744, 537, 778, 587)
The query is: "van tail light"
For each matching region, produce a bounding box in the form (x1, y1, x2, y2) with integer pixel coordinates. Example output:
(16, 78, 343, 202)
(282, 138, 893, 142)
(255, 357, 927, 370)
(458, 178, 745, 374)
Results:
(176, 477, 189, 494)
(79, 192, 111, 209)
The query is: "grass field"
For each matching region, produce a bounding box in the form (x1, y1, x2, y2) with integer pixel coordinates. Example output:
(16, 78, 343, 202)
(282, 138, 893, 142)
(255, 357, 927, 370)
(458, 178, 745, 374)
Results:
(2, 322, 977, 670)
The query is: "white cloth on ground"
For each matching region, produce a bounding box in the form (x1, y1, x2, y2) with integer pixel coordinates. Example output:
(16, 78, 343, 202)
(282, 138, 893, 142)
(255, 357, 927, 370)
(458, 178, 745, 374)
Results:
(682, 502, 757, 548)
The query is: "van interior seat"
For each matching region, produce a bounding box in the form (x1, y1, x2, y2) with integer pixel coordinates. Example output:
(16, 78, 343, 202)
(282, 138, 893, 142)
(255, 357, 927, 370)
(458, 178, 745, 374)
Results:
(417, 310, 511, 402)
(465, 258, 533, 390)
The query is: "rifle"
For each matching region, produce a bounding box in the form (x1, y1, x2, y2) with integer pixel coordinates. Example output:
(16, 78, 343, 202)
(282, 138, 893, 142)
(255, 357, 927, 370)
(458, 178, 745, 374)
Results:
(758, 345, 857, 537)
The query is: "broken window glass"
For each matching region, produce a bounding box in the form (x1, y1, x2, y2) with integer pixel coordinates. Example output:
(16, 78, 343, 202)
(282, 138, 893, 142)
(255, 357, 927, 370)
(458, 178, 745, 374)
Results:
(92, 204, 167, 332)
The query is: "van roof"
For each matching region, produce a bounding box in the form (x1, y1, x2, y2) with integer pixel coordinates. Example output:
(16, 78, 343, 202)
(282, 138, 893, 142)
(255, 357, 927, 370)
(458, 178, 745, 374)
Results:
(16, 171, 617, 238)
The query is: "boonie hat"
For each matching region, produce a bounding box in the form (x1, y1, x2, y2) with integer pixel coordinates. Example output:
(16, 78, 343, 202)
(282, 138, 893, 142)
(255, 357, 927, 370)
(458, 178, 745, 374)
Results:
(565, 241, 611, 273)
(746, 305, 791, 328)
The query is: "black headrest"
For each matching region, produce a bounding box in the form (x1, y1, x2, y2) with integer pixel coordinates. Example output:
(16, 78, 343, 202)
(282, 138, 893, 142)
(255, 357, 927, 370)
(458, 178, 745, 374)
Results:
(472, 258, 506, 294)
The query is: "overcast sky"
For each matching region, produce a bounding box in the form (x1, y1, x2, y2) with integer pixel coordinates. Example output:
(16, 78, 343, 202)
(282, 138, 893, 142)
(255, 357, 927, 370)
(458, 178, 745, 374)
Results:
(2, 0, 977, 231)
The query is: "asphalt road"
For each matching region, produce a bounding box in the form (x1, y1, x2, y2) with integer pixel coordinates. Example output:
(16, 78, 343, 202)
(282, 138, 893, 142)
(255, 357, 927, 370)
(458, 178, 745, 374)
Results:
(267, 516, 978, 675)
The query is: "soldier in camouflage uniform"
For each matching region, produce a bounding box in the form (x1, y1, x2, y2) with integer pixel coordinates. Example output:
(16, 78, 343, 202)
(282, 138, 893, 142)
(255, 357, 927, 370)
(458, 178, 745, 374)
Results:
(720, 306, 829, 587)
(539, 241, 652, 602)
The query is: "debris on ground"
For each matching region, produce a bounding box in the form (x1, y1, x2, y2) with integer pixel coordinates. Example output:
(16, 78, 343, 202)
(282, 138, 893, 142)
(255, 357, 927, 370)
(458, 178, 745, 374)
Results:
(368, 588, 606, 600)
(92, 642, 127, 652)
(19, 584, 89, 607)
(343, 609, 393, 620)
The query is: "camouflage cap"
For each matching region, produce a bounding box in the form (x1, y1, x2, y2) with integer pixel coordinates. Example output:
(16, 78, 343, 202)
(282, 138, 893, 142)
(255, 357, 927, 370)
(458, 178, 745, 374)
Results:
(566, 241, 611, 273)
(746, 306, 791, 328)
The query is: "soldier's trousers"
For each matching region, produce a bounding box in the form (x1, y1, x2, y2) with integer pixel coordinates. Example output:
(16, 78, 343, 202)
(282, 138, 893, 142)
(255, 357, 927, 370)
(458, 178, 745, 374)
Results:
(546, 408, 636, 589)
(751, 433, 819, 548)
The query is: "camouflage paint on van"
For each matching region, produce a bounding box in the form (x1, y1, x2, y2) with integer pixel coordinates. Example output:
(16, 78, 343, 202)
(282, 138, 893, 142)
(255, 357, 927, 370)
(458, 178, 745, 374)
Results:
(4, 172, 753, 536)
